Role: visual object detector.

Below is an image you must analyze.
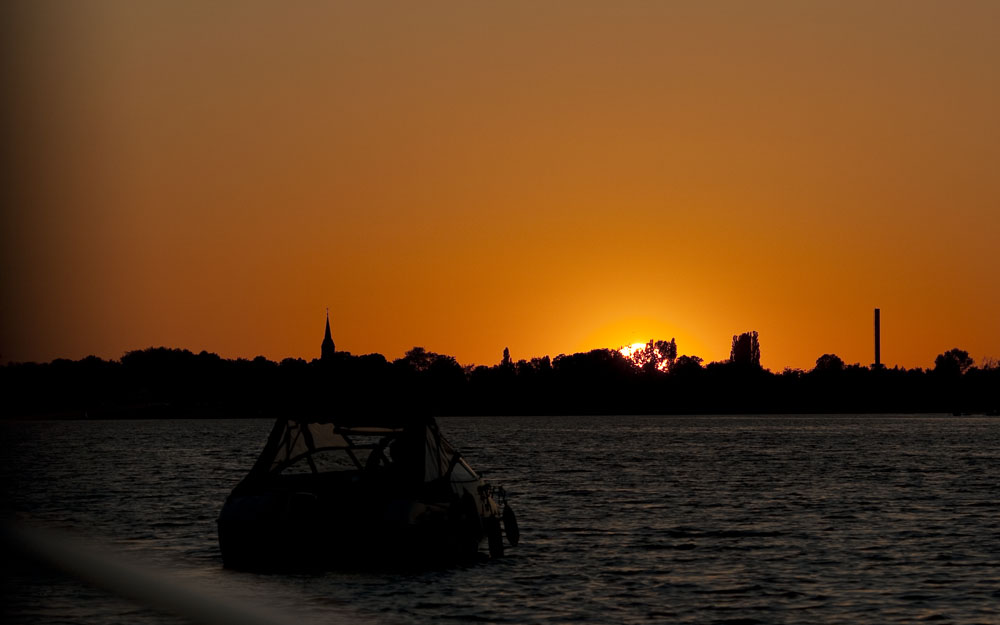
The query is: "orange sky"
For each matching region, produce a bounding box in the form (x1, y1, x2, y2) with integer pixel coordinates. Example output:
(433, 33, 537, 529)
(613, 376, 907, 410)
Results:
(2, 1, 999, 371)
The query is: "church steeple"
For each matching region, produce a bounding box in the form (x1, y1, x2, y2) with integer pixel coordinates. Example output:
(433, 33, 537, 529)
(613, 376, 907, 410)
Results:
(321, 309, 336, 361)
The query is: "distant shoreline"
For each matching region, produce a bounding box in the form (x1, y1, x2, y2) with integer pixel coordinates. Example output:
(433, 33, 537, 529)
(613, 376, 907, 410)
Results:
(2, 346, 997, 419)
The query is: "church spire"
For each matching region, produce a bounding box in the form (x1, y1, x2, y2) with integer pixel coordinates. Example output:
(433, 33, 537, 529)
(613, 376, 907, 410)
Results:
(321, 308, 336, 361)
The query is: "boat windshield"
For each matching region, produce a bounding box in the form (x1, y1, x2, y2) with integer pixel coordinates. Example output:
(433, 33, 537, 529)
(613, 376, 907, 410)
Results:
(254, 418, 478, 486)
(272, 422, 396, 475)
(278, 434, 392, 475)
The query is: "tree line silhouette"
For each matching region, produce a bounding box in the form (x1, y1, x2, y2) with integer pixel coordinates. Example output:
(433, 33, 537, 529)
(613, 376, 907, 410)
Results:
(1, 332, 997, 418)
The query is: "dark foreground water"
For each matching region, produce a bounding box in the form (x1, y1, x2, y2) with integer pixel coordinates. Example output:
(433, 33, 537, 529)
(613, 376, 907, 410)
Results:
(2, 415, 999, 625)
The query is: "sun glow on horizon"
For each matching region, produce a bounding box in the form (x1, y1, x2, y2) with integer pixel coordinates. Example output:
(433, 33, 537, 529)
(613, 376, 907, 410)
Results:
(619, 342, 649, 361)
(618, 341, 672, 372)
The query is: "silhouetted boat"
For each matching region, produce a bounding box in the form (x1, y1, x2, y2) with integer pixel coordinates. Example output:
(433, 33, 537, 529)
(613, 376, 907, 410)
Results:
(218, 414, 518, 570)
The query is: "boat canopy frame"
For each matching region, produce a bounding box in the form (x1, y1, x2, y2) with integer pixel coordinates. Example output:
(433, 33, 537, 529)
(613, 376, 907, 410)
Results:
(235, 416, 481, 493)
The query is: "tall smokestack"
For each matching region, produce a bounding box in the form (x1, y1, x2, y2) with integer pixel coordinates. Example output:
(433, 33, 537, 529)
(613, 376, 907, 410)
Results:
(874, 307, 881, 368)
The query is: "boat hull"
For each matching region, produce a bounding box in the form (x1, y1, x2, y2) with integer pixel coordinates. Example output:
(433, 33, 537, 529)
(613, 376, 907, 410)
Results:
(218, 488, 487, 570)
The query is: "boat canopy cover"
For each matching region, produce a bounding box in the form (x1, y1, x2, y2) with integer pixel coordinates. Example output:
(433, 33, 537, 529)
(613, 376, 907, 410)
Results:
(237, 415, 480, 490)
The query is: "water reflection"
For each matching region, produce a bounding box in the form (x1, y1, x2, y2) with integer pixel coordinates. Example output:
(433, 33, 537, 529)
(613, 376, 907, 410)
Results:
(2, 416, 999, 624)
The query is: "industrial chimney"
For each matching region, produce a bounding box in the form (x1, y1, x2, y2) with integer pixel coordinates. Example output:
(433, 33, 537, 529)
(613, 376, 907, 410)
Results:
(874, 308, 881, 368)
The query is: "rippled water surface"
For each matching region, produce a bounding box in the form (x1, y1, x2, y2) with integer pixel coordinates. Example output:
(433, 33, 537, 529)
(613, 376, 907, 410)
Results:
(3, 415, 999, 624)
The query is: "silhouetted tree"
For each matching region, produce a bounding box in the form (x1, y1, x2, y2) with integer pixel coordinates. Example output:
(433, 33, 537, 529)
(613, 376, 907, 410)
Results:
(934, 348, 974, 376)
(671, 354, 703, 375)
(730, 331, 761, 368)
(426, 353, 464, 388)
(813, 353, 845, 374)
(515, 356, 551, 377)
(397, 347, 434, 372)
(631, 338, 678, 373)
(532, 355, 552, 371)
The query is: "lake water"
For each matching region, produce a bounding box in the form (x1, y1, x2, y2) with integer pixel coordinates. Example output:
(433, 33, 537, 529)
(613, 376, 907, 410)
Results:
(2, 415, 999, 624)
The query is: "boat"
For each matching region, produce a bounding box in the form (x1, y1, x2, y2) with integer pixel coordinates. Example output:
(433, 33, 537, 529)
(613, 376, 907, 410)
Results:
(217, 414, 518, 570)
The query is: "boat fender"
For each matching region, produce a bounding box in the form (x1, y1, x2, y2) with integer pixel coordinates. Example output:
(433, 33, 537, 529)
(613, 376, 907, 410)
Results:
(486, 516, 504, 558)
(502, 504, 520, 547)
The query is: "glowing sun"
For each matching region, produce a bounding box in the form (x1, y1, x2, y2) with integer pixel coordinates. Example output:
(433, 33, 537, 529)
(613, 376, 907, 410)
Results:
(618, 342, 648, 361)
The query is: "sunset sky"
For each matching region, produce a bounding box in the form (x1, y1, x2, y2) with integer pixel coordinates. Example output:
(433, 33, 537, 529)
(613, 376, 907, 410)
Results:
(2, 1, 998, 371)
